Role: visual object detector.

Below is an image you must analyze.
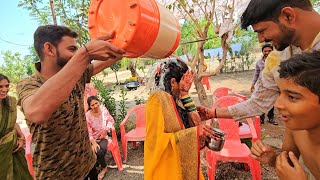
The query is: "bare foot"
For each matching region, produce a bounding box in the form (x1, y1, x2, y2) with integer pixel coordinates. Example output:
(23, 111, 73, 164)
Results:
(98, 167, 108, 180)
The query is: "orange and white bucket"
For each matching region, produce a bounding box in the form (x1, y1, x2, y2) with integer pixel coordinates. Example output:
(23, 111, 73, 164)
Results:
(88, 0, 181, 59)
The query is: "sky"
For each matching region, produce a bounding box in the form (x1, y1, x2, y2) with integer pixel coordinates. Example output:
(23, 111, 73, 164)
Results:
(0, 0, 39, 64)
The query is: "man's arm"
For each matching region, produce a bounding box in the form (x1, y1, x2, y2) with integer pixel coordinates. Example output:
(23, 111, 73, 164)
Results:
(21, 48, 90, 124)
(20, 34, 125, 124)
(213, 51, 281, 120)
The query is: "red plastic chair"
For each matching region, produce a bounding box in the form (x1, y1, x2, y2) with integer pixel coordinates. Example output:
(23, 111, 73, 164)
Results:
(201, 76, 211, 90)
(232, 92, 247, 101)
(107, 127, 123, 170)
(253, 116, 261, 140)
(212, 87, 232, 100)
(120, 104, 146, 163)
(212, 87, 247, 101)
(212, 96, 261, 140)
(212, 95, 244, 109)
(206, 118, 261, 180)
(25, 133, 34, 178)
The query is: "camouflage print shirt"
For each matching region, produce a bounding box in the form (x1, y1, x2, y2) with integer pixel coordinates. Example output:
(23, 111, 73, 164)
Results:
(16, 62, 96, 179)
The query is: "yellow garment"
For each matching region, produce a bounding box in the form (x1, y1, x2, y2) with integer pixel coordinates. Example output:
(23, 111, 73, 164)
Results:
(128, 76, 138, 82)
(263, 32, 320, 77)
(144, 90, 204, 180)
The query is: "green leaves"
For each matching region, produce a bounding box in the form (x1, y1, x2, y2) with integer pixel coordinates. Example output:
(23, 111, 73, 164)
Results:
(18, 0, 91, 45)
(0, 51, 34, 83)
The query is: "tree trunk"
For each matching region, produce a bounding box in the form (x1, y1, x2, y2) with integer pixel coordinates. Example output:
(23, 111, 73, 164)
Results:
(49, 0, 57, 25)
(195, 42, 210, 107)
(195, 77, 210, 107)
(114, 71, 119, 85)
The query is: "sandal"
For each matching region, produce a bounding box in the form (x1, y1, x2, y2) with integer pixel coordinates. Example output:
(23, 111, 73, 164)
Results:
(267, 119, 278, 125)
(98, 167, 108, 180)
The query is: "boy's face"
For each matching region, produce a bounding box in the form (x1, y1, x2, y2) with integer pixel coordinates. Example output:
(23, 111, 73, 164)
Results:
(275, 78, 320, 130)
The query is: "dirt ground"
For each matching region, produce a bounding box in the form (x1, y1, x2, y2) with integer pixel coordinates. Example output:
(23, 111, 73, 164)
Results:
(98, 70, 285, 180)
(16, 69, 285, 180)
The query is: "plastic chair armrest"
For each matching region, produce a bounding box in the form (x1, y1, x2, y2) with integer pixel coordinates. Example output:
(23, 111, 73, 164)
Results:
(25, 134, 32, 155)
(246, 118, 258, 142)
(111, 127, 118, 142)
(120, 114, 131, 135)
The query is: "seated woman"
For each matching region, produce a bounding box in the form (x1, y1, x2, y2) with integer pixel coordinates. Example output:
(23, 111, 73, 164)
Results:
(84, 83, 98, 112)
(0, 73, 33, 179)
(86, 96, 114, 180)
(144, 59, 216, 180)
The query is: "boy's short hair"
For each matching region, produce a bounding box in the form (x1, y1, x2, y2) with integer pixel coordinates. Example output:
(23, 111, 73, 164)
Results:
(34, 25, 78, 60)
(279, 50, 320, 101)
(241, 0, 312, 29)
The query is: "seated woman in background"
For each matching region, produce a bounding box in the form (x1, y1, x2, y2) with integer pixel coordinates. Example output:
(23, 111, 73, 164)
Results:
(144, 59, 216, 180)
(86, 96, 114, 180)
(0, 73, 32, 179)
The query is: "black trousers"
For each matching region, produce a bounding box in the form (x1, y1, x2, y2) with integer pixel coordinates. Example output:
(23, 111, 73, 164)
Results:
(96, 139, 108, 168)
(84, 139, 108, 180)
(260, 107, 275, 122)
(84, 166, 98, 180)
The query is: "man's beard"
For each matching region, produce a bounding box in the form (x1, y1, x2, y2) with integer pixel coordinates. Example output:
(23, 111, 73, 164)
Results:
(273, 23, 295, 51)
(56, 50, 69, 67)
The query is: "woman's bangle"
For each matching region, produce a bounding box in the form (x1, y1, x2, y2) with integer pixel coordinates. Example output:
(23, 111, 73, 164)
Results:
(181, 95, 197, 112)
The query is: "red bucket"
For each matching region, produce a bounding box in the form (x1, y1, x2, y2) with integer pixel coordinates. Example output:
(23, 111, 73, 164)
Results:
(88, 0, 181, 58)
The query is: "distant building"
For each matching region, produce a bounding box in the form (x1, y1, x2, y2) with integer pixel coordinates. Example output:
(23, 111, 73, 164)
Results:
(180, 43, 242, 62)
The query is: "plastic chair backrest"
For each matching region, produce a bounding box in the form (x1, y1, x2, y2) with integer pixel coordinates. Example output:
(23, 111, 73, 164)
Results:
(253, 116, 261, 140)
(128, 104, 146, 128)
(212, 87, 232, 99)
(217, 118, 240, 142)
(233, 93, 247, 101)
(25, 134, 34, 177)
(212, 95, 244, 109)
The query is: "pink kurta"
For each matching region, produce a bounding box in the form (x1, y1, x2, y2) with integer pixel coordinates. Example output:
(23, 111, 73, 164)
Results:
(86, 105, 114, 141)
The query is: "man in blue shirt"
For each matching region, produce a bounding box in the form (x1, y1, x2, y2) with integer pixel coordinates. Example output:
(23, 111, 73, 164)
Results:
(251, 44, 278, 125)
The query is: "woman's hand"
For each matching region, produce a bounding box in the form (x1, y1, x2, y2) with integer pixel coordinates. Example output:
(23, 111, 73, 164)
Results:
(198, 124, 216, 140)
(91, 140, 100, 153)
(179, 70, 194, 96)
(189, 111, 202, 125)
(13, 138, 25, 153)
(99, 130, 108, 139)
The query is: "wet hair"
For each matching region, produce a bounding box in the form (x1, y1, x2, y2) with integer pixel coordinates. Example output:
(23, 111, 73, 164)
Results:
(154, 59, 189, 94)
(241, 0, 313, 29)
(34, 25, 78, 60)
(0, 74, 10, 136)
(279, 50, 320, 102)
(262, 43, 274, 52)
(87, 96, 100, 111)
(153, 59, 191, 128)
